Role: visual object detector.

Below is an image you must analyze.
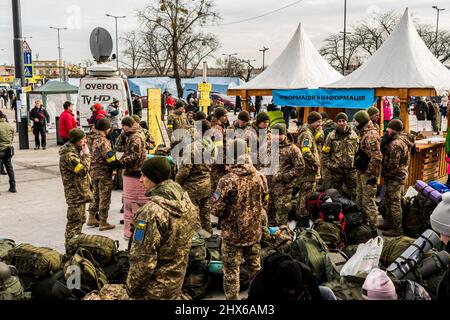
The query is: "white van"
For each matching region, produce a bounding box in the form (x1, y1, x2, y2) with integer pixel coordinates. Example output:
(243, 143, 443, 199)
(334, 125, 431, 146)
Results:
(77, 64, 132, 132)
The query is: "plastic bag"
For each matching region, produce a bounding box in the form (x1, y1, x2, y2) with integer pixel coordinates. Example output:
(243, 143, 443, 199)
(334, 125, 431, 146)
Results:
(340, 236, 384, 278)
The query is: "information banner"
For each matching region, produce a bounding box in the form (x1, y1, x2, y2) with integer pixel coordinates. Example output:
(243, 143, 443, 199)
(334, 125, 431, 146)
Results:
(147, 88, 163, 153)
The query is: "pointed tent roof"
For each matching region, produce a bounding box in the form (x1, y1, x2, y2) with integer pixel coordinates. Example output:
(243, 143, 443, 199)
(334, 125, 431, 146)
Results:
(325, 8, 450, 95)
(232, 23, 343, 91)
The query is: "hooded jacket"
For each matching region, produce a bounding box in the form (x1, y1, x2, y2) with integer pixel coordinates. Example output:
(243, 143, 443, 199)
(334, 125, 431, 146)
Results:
(126, 180, 198, 300)
(212, 162, 268, 247)
(59, 142, 93, 205)
(356, 120, 382, 178)
(120, 123, 147, 177)
(58, 109, 77, 140)
(0, 118, 14, 152)
(322, 125, 359, 171)
(86, 129, 116, 179)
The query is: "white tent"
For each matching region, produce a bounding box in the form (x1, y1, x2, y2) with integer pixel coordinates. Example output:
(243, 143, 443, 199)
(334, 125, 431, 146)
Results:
(325, 8, 450, 95)
(232, 23, 343, 91)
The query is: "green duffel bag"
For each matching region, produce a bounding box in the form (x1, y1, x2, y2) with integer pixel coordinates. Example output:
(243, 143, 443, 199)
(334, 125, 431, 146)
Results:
(6, 243, 62, 279)
(322, 277, 363, 300)
(380, 236, 415, 269)
(66, 234, 119, 266)
(0, 239, 16, 262)
(188, 234, 207, 265)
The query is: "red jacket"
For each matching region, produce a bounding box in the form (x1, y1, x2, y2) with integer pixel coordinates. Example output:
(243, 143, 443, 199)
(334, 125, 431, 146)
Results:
(95, 109, 107, 120)
(59, 109, 77, 139)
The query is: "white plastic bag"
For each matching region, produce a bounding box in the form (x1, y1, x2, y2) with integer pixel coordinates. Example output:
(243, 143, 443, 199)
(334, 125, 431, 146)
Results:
(340, 236, 384, 278)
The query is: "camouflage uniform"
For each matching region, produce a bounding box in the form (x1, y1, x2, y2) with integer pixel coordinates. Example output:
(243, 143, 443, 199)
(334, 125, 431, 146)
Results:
(267, 136, 304, 226)
(382, 133, 412, 230)
(86, 129, 117, 223)
(167, 109, 190, 142)
(115, 130, 127, 153)
(296, 125, 321, 218)
(126, 180, 198, 300)
(59, 143, 93, 251)
(175, 137, 215, 234)
(355, 121, 382, 231)
(212, 162, 269, 300)
(250, 122, 271, 171)
(119, 123, 147, 177)
(322, 126, 359, 201)
(141, 128, 156, 151)
(210, 122, 227, 191)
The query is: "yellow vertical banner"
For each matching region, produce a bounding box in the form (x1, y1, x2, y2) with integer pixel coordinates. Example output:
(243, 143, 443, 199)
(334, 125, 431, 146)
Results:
(147, 88, 162, 154)
(198, 83, 212, 114)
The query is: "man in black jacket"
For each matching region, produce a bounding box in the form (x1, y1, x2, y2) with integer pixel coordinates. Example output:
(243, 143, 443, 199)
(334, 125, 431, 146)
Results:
(29, 100, 50, 150)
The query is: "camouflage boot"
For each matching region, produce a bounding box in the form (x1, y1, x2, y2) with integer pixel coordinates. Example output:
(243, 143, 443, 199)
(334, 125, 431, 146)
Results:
(99, 220, 115, 231)
(86, 214, 100, 227)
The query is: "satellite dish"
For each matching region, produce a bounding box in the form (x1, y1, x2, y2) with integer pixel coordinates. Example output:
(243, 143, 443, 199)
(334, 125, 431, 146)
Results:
(89, 27, 113, 63)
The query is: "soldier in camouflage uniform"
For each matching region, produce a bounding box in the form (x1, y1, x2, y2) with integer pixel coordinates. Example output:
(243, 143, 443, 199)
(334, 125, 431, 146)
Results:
(379, 119, 413, 236)
(296, 112, 323, 226)
(126, 157, 198, 300)
(86, 117, 118, 231)
(119, 117, 147, 177)
(59, 129, 93, 252)
(368, 107, 381, 132)
(211, 139, 269, 300)
(321, 112, 337, 141)
(210, 107, 229, 191)
(167, 101, 190, 143)
(353, 110, 382, 237)
(175, 120, 215, 234)
(266, 123, 304, 226)
(131, 115, 156, 152)
(322, 112, 359, 201)
(251, 112, 271, 171)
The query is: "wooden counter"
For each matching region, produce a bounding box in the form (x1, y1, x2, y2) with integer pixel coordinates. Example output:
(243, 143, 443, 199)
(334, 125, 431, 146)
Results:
(406, 141, 447, 187)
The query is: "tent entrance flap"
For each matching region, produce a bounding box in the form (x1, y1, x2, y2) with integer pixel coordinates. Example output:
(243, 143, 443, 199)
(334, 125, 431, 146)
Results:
(273, 88, 375, 109)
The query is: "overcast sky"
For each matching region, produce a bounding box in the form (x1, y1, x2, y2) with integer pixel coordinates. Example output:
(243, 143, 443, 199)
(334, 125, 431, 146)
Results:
(0, 0, 448, 68)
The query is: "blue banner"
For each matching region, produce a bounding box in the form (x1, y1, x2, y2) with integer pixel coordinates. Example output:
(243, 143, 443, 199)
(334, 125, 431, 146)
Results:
(273, 88, 375, 109)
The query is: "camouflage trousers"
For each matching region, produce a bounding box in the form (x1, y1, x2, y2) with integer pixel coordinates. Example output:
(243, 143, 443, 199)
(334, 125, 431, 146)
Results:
(210, 165, 226, 192)
(356, 172, 378, 231)
(328, 168, 358, 201)
(432, 118, 440, 132)
(188, 191, 213, 234)
(221, 241, 261, 300)
(65, 203, 86, 253)
(88, 176, 113, 221)
(296, 181, 317, 218)
(268, 188, 292, 226)
(321, 167, 333, 191)
(384, 178, 404, 230)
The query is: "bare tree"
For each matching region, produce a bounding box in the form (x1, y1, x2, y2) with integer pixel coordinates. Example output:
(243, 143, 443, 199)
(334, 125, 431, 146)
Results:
(319, 33, 361, 73)
(121, 31, 144, 77)
(216, 56, 256, 81)
(136, 0, 221, 96)
(179, 33, 220, 77)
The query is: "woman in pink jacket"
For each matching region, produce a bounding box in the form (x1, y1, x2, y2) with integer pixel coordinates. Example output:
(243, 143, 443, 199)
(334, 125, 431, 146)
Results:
(383, 96, 392, 130)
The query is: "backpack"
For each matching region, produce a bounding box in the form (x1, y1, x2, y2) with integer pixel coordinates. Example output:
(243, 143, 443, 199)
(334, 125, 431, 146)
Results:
(346, 223, 373, 245)
(6, 243, 62, 279)
(0, 263, 29, 300)
(305, 192, 331, 220)
(64, 248, 108, 293)
(188, 234, 208, 267)
(182, 261, 211, 300)
(380, 236, 415, 269)
(313, 220, 345, 250)
(322, 278, 363, 300)
(101, 251, 130, 284)
(66, 234, 119, 266)
(287, 228, 338, 283)
(30, 269, 81, 300)
(403, 194, 437, 238)
(0, 239, 15, 261)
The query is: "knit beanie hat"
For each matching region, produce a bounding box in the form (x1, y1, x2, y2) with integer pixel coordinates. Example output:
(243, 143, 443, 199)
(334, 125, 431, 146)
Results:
(95, 117, 112, 131)
(121, 116, 136, 127)
(353, 110, 370, 125)
(68, 128, 85, 144)
(276, 261, 303, 290)
(238, 111, 251, 122)
(387, 119, 403, 132)
(308, 111, 322, 124)
(430, 192, 450, 237)
(92, 103, 103, 111)
(272, 123, 287, 136)
(320, 112, 329, 120)
(132, 114, 141, 123)
(368, 106, 380, 117)
(362, 268, 397, 300)
(194, 111, 207, 121)
(175, 100, 185, 110)
(141, 157, 171, 184)
(335, 112, 348, 122)
(214, 107, 227, 119)
(256, 112, 270, 125)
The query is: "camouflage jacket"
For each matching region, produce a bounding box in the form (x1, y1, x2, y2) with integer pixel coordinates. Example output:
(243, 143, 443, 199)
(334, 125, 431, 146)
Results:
(168, 111, 190, 131)
(59, 143, 93, 205)
(212, 163, 269, 247)
(297, 125, 321, 182)
(382, 132, 413, 183)
(120, 123, 147, 177)
(393, 280, 431, 300)
(175, 137, 215, 199)
(322, 126, 359, 171)
(86, 129, 116, 178)
(323, 119, 337, 141)
(357, 120, 382, 178)
(211, 122, 227, 175)
(115, 130, 127, 153)
(142, 128, 156, 151)
(126, 180, 198, 300)
(251, 122, 272, 170)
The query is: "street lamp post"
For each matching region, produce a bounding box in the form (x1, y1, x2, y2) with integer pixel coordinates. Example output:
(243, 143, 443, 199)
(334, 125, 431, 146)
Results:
(49, 26, 67, 81)
(342, 0, 347, 75)
(259, 46, 269, 70)
(432, 6, 445, 57)
(222, 53, 238, 77)
(106, 14, 126, 71)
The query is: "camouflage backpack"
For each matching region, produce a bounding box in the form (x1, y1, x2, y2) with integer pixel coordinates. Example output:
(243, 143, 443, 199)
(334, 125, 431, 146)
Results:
(0, 239, 15, 262)
(188, 234, 208, 266)
(287, 228, 338, 283)
(380, 236, 414, 269)
(0, 262, 30, 301)
(64, 248, 108, 293)
(402, 194, 437, 238)
(6, 243, 62, 279)
(322, 277, 363, 300)
(66, 233, 119, 266)
(313, 220, 345, 250)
